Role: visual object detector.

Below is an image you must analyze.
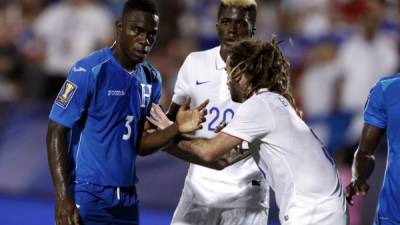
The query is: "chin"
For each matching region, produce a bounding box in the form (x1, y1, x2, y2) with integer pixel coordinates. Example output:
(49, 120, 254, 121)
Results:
(231, 95, 244, 103)
(231, 98, 242, 103)
(129, 53, 145, 64)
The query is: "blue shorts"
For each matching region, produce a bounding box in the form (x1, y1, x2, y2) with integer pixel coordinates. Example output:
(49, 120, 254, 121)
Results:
(69, 182, 139, 225)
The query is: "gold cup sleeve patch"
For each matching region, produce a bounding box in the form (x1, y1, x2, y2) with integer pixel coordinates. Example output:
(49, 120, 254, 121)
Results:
(55, 80, 78, 109)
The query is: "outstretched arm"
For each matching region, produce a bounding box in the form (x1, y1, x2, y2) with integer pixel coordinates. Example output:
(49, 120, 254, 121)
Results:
(47, 120, 80, 225)
(138, 97, 208, 156)
(163, 139, 251, 170)
(346, 124, 384, 205)
(178, 132, 243, 162)
(148, 103, 250, 168)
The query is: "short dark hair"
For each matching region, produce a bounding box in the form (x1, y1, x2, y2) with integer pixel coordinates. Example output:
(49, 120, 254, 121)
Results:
(217, 1, 257, 26)
(122, 0, 159, 17)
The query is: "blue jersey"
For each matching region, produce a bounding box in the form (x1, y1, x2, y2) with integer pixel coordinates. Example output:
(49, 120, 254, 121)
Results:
(364, 73, 400, 223)
(49, 48, 162, 187)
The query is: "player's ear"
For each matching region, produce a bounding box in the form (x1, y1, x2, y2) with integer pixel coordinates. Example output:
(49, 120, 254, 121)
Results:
(115, 20, 122, 34)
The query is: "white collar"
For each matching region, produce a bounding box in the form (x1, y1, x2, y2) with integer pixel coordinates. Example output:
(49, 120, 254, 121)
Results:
(215, 46, 226, 70)
(256, 88, 269, 95)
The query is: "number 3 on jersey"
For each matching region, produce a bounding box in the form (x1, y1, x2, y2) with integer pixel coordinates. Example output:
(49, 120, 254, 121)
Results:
(123, 115, 134, 140)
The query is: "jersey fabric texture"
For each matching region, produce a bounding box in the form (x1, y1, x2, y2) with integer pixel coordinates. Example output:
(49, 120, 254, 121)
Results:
(170, 200, 268, 225)
(364, 73, 400, 225)
(49, 47, 162, 187)
(222, 89, 348, 225)
(171, 46, 269, 213)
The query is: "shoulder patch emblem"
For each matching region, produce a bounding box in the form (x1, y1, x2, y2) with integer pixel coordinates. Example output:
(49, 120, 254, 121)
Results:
(55, 80, 78, 109)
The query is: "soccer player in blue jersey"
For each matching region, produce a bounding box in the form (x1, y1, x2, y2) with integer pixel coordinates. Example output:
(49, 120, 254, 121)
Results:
(46, 1, 207, 225)
(346, 73, 400, 225)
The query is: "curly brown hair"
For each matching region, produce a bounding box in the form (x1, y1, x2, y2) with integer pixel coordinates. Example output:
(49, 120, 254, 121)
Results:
(228, 37, 297, 109)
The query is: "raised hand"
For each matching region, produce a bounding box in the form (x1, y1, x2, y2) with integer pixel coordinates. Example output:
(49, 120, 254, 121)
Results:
(345, 180, 369, 206)
(147, 104, 173, 130)
(176, 97, 209, 133)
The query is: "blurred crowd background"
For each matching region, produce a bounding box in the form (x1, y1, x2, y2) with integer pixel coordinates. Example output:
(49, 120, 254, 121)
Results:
(0, 0, 399, 224)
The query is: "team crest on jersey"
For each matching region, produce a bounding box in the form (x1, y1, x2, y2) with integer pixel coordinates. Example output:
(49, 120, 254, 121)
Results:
(55, 80, 77, 109)
(140, 83, 152, 108)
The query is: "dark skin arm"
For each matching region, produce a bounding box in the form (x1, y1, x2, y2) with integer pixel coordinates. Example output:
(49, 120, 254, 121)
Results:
(346, 124, 384, 205)
(138, 121, 180, 156)
(166, 102, 180, 121)
(46, 120, 80, 225)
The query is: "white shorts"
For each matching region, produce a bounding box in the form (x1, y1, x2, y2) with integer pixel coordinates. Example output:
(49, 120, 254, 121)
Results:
(170, 200, 269, 225)
(281, 197, 349, 225)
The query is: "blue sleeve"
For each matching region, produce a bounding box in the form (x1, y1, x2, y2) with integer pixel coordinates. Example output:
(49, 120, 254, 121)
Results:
(49, 64, 92, 128)
(364, 82, 387, 129)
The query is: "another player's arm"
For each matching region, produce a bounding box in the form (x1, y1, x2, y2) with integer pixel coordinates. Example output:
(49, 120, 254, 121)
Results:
(138, 121, 180, 156)
(178, 132, 243, 162)
(155, 102, 250, 169)
(138, 98, 208, 156)
(162, 136, 251, 170)
(46, 120, 80, 225)
(166, 102, 180, 121)
(346, 124, 384, 205)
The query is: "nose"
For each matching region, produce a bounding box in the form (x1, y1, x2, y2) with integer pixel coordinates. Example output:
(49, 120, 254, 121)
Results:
(138, 33, 151, 46)
(228, 22, 237, 33)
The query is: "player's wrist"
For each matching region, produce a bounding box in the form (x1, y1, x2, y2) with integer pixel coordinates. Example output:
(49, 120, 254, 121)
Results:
(169, 122, 181, 135)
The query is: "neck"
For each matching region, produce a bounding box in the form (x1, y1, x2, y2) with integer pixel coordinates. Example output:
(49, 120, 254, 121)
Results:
(111, 43, 138, 71)
(219, 44, 230, 62)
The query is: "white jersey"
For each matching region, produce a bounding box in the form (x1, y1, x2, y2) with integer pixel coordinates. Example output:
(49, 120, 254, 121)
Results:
(172, 46, 268, 208)
(223, 90, 348, 224)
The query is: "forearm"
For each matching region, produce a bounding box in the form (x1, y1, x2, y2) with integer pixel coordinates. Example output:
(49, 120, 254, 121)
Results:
(178, 138, 221, 162)
(177, 132, 242, 162)
(164, 142, 239, 170)
(352, 149, 375, 182)
(46, 121, 71, 202)
(139, 123, 180, 156)
(351, 124, 384, 182)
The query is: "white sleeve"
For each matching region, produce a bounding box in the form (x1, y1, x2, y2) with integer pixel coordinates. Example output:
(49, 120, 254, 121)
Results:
(172, 54, 193, 105)
(222, 96, 275, 142)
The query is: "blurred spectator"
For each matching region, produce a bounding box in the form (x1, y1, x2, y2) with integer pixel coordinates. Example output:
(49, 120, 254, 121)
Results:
(335, 0, 398, 147)
(0, 9, 24, 102)
(181, 0, 219, 50)
(0, 41, 23, 103)
(33, 0, 114, 98)
(148, 37, 197, 109)
(1, 0, 49, 99)
(281, 0, 331, 38)
(299, 36, 341, 147)
(153, 0, 184, 49)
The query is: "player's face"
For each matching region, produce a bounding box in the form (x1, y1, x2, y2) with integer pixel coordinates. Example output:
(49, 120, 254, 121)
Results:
(226, 58, 250, 103)
(216, 7, 253, 50)
(116, 10, 159, 65)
